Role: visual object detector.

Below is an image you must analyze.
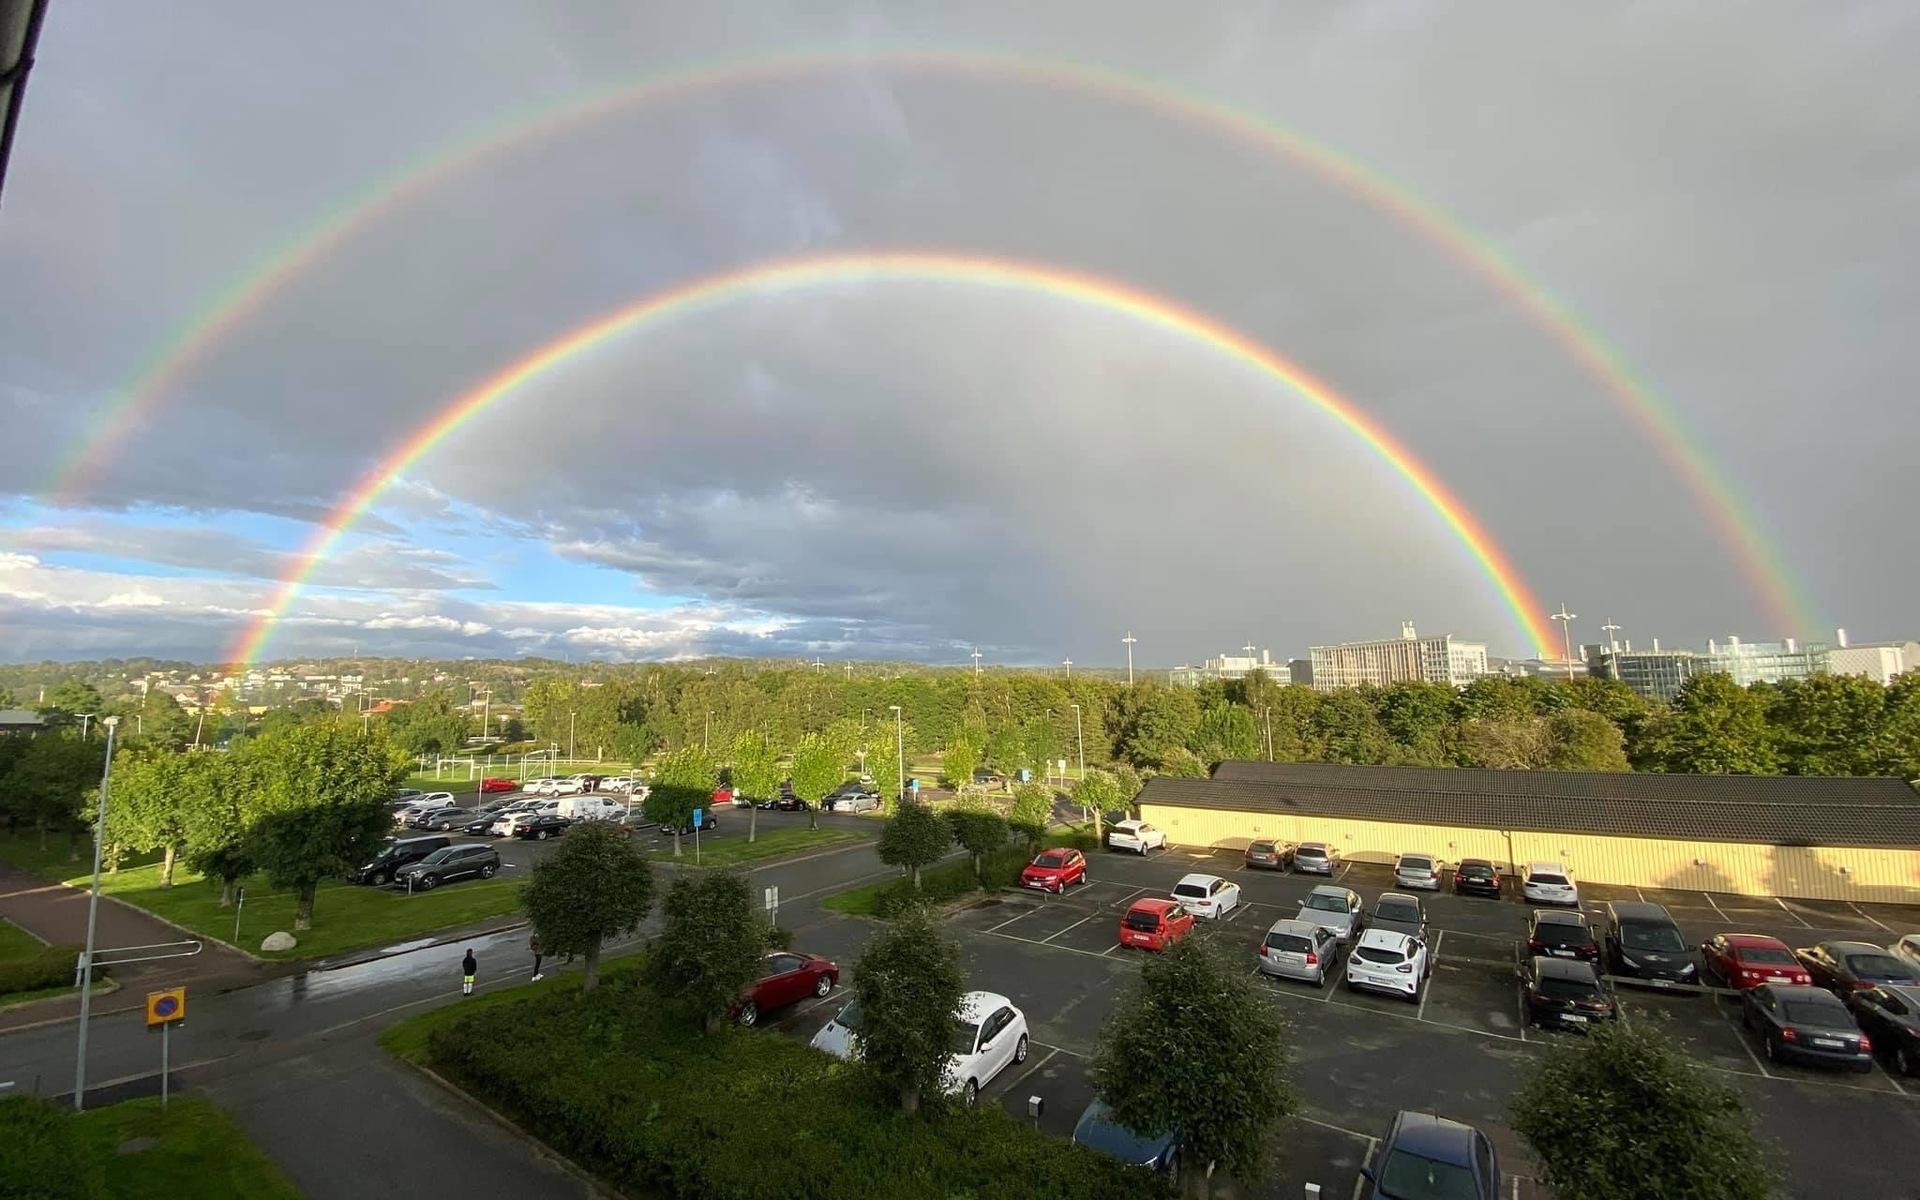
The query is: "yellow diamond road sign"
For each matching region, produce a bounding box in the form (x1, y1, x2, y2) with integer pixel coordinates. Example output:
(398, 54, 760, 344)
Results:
(145, 987, 186, 1026)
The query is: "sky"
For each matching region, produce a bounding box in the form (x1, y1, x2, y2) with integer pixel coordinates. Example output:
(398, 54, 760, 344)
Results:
(2, 2, 1916, 668)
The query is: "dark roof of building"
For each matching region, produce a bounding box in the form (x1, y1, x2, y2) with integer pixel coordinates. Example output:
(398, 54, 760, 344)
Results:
(1137, 760, 1920, 849)
(0, 708, 46, 728)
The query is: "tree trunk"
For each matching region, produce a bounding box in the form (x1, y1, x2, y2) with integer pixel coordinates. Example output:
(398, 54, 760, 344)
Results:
(582, 936, 601, 991)
(293, 883, 315, 931)
(808, 801, 818, 831)
(911, 864, 922, 889)
(971, 851, 981, 882)
(900, 1086, 920, 1115)
(36, 820, 46, 851)
(218, 878, 234, 908)
(161, 844, 176, 888)
(672, 829, 683, 858)
(748, 804, 758, 843)
(1092, 807, 1103, 843)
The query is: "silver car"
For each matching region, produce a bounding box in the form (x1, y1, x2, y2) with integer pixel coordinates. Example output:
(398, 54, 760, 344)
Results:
(1292, 842, 1340, 875)
(1297, 885, 1364, 941)
(1368, 892, 1428, 940)
(1258, 918, 1339, 986)
(1394, 852, 1441, 891)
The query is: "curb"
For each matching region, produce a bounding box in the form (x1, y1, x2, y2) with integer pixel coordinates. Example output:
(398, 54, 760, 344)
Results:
(313, 919, 530, 973)
(98, 891, 267, 964)
(403, 1060, 627, 1199)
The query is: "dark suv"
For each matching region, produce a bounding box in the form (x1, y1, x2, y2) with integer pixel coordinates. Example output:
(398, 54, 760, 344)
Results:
(351, 835, 451, 885)
(395, 843, 501, 890)
(1603, 901, 1698, 989)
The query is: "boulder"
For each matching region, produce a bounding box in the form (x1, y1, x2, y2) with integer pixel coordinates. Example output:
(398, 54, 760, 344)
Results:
(260, 931, 297, 952)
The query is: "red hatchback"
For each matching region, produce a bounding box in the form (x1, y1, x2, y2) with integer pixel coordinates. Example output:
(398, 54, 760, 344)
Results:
(1021, 848, 1088, 894)
(1118, 899, 1194, 952)
(1703, 933, 1813, 990)
(734, 951, 839, 1027)
(479, 776, 517, 794)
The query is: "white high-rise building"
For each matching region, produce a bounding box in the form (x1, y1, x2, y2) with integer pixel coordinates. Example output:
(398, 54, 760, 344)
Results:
(1308, 623, 1488, 691)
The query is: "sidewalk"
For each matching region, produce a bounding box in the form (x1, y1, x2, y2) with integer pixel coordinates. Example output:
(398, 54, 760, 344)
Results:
(0, 862, 266, 1031)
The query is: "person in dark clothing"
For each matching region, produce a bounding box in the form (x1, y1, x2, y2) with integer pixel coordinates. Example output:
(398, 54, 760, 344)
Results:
(529, 933, 544, 981)
(461, 948, 477, 995)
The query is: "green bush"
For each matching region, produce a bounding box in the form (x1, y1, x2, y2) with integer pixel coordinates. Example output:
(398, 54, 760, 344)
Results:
(0, 1095, 103, 1199)
(866, 831, 1102, 918)
(419, 974, 1163, 1200)
(0, 943, 82, 999)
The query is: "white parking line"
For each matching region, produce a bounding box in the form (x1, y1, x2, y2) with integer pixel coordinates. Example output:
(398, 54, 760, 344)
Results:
(1040, 914, 1100, 944)
(1292, 1112, 1378, 1145)
(986, 908, 1039, 935)
(1849, 902, 1894, 933)
(988, 929, 1122, 963)
(995, 1047, 1061, 1098)
(1417, 931, 1445, 1023)
(1878, 1061, 1911, 1097)
(1516, 987, 1529, 1042)
(1718, 1006, 1774, 1079)
(1634, 886, 1646, 902)
(1105, 886, 1151, 912)
(1775, 897, 1812, 928)
(1702, 892, 1732, 920)
(1335, 863, 1353, 882)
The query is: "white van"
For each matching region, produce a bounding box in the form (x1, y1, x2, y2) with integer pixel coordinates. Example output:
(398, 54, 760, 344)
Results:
(554, 795, 623, 822)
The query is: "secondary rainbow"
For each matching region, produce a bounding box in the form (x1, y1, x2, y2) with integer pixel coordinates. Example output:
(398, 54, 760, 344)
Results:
(48, 49, 1813, 635)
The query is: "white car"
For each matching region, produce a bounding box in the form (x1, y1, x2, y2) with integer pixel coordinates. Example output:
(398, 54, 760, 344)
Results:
(1171, 873, 1241, 920)
(489, 810, 540, 837)
(392, 795, 450, 826)
(521, 776, 561, 796)
(811, 997, 863, 1061)
(1521, 862, 1580, 906)
(1345, 928, 1431, 1001)
(1297, 885, 1364, 941)
(549, 776, 588, 796)
(1106, 820, 1166, 855)
(1394, 852, 1441, 891)
(1892, 934, 1920, 974)
(811, 990, 1030, 1108)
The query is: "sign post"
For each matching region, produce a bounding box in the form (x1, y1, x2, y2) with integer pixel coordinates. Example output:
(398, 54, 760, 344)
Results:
(232, 886, 245, 944)
(691, 807, 703, 865)
(763, 885, 779, 927)
(145, 988, 186, 1110)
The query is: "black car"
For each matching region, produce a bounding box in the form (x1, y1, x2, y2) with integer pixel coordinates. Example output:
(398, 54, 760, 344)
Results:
(1368, 893, 1428, 940)
(1527, 909, 1601, 964)
(514, 814, 573, 840)
(1846, 985, 1920, 1076)
(1450, 858, 1502, 898)
(1602, 901, 1698, 989)
(1795, 940, 1920, 996)
(395, 844, 502, 891)
(1520, 956, 1617, 1031)
(457, 803, 513, 835)
(350, 835, 451, 885)
(672, 810, 719, 834)
(1741, 982, 1873, 1071)
(409, 805, 466, 830)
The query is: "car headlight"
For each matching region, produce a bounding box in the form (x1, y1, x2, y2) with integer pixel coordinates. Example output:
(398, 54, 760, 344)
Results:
(1680, 963, 1697, 976)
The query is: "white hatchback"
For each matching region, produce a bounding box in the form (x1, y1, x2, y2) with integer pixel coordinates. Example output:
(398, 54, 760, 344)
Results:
(1522, 862, 1580, 906)
(1394, 852, 1442, 891)
(942, 991, 1030, 1105)
(1345, 928, 1431, 1001)
(1106, 820, 1167, 855)
(1171, 873, 1241, 920)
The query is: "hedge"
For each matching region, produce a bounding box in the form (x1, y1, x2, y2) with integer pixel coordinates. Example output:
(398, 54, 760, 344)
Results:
(870, 830, 1101, 918)
(420, 974, 1166, 1200)
(0, 944, 82, 1000)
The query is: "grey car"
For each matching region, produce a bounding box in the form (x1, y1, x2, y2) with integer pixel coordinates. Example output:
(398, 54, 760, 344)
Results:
(1297, 885, 1364, 941)
(1292, 842, 1340, 875)
(1368, 892, 1428, 940)
(1258, 918, 1339, 985)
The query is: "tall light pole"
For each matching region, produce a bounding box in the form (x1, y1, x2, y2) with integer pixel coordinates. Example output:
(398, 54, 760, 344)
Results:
(73, 716, 119, 1110)
(843, 662, 852, 680)
(970, 648, 982, 676)
(1550, 606, 1578, 681)
(1061, 658, 1072, 680)
(568, 711, 577, 762)
(1122, 632, 1137, 686)
(1600, 620, 1623, 681)
(1069, 703, 1085, 778)
(77, 712, 96, 739)
(703, 708, 712, 753)
(887, 705, 904, 800)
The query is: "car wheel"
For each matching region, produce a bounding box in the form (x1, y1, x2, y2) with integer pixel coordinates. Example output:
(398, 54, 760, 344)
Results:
(963, 1080, 979, 1107)
(536, 830, 550, 840)
(1014, 1034, 1029, 1064)
(480, 864, 497, 879)
(1764, 1034, 1779, 1063)
(1162, 1149, 1178, 1177)
(738, 1001, 758, 1027)
(814, 973, 834, 998)
(371, 870, 390, 886)
(418, 875, 438, 890)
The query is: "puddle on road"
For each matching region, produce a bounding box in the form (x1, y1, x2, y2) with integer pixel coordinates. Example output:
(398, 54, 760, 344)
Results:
(377, 938, 439, 955)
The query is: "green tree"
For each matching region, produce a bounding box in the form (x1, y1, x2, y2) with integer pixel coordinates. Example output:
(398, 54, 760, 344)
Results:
(1158, 746, 1210, 777)
(1769, 674, 1887, 776)
(649, 869, 765, 1030)
(877, 800, 952, 889)
(521, 821, 655, 991)
(36, 680, 105, 728)
(1510, 1021, 1774, 1200)
(1874, 672, 1920, 778)
(101, 749, 194, 886)
(1646, 674, 1778, 775)
(1114, 685, 1201, 768)
(850, 904, 967, 1113)
(4, 733, 102, 855)
(244, 720, 406, 931)
(178, 751, 254, 907)
(1545, 709, 1631, 772)
(1190, 702, 1259, 762)
(645, 745, 715, 858)
(1457, 716, 1553, 770)
(788, 732, 843, 831)
(728, 731, 782, 843)
(1091, 939, 1299, 1198)
(613, 720, 660, 765)
(945, 802, 1008, 883)
(1071, 769, 1122, 842)
(1309, 687, 1395, 764)
(1007, 781, 1052, 850)
(1373, 681, 1457, 764)
(940, 734, 980, 791)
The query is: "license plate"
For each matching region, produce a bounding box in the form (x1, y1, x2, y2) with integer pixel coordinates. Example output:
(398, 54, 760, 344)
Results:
(1650, 979, 1674, 988)
(1550, 949, 1573, 958)
(1812, 1037, 1844, 1049)
(1561, 1014, 1588, 1024)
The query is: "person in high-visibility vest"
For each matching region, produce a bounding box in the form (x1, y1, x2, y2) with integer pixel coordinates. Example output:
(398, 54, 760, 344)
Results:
(461, 948, 477, 995)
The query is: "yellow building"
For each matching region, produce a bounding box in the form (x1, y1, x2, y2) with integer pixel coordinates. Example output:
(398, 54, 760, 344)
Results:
(1136, 761, 1920, 904)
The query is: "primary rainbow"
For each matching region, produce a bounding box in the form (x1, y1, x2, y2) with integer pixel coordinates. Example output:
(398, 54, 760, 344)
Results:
(46, 49, 1814, 636)
(227, 251, 1559, 666)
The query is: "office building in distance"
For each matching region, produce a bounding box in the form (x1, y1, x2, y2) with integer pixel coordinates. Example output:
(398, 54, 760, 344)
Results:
(1583, 639, 1704, 702)
(1307, 623, 1487, 691)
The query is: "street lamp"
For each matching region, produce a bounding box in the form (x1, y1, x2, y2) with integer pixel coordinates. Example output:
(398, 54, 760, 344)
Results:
(970, 648, 982, 676)
(1550, 606, 1578, 682)
(1600, 620, 1623, 681)
(77, 712, 96, 739)
(1121, 632, 1137, 686)
(568, 711, 577, 762)
(703, 708, 712, 754)
(887, 705, 904, 800)
(1069, 703, 1085, 778)
(1061, 658, 1072, 680)
(73, 716, 120, 1110)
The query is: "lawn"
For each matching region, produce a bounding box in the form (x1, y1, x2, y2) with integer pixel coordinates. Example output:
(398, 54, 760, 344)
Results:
(0, 833, 525, 962)
(0, 915, 45, 960)
(647, 825, 863, 868)
(73, 1095, 302, 1200)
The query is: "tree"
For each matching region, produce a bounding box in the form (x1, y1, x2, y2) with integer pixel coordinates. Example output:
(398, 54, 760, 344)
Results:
(1875, 672, 1920, 778)
(178, 751, 254, 907)
(1457, 716, 1553, 770)
(877, 800, 952, 889)
(245, 720, 405, 931)
(1510, 1021, 1774, 1200)
(788, 732, 843, 831)
(850, 904, 967, 1113)
(1646, 674, 1778, 775)
(645, 745, 714, 858)
(1071, 769, 1123, 842)
(728, 731, 782, 843)
(101, 749, 194, 886)
(1190, 702, 1259, 762)
(649, 869, 765, 1030)
(1157, 746, 1210, 777)
(36, 680, 105, 728)
(945, 802, 1008, 883)
(1309, 688, 1394, 764)
(940, 734, 979, 791)
(1007, 781, 1052, 850)
(521, 822, 654, 991)
(4, 733, 102, 855)
(1091, 938, 1299, 1198)
(1373, 681, 1457, 764)
(1769, 674, 1887, 777)
(1113, 685, 1201, 768)
(1545, 709, 1631, 772)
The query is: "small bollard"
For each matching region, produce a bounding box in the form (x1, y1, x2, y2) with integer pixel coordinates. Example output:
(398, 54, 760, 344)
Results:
(1304, 1185, 1322, 1198)
(1027, 1094, 1043, 1132)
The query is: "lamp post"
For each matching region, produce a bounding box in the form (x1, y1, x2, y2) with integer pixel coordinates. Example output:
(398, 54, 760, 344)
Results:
(1600, 620, 1623, 681)
(1061, 658, 1072, 680)
(1069, 704, 1084, 778)
(77, 712, 96, 739)
(970, 648, 982, 676)
(568, 711, 577, 763)
(888, 705, 904, 800)
(73, 716, 119, 1110)
(1121, 632, 1136, 685)
(1550, 606, 1578, 681)
(703, 708, 712, 754)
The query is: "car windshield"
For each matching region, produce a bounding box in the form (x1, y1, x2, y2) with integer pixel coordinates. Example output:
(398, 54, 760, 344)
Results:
(1400, 858, 1433, 872)
(1530, 873, 1569, 887)
(1124, 910, 1162, 932)
(1296, 846, 1327, 858)
(1459, 864, 1494, 878)
(1304, 894, 1347, 913)
(1249, 841, 1274, 854)
(1034, 853, 1068, 868)
(419, 848, 455, 865)
(1265, 932, 1311, 954)
(1621, 922, 1686, 952)
(1377, 900, 1420, 923)
(950, 1022, 980, 1056)
(1846, 954, 1911, 980)
(831, 1000, 862, 1032)
(1356, 945, 1406, 965)
(1535, 973, 1600, 999)
(1172, 883, 1207, 899)
(1379, 1149, 1481, 1199)
(1739, 947, 1796, 966)
(1781, 999, 1846, 1026)
(1535, 923, 1591, 945)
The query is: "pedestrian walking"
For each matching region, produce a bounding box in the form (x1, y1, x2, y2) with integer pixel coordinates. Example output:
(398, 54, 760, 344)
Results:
(529, 933, 544, 982)
(461, 947, 477, 995)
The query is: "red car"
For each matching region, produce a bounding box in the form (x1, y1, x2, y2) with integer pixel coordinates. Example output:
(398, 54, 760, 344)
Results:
(478, 776, 517, 794)
(1703, 933, 1813, 990)
(712, 786, 736, 807)
(1020, 848, 1088, 894)
(1118, 899, 1194, 952)
(733, 950, 838, 1026)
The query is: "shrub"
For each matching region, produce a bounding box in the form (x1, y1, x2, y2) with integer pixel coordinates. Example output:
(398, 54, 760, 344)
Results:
(0, 943, 82, 999)
(0, 1095, 103, 1199)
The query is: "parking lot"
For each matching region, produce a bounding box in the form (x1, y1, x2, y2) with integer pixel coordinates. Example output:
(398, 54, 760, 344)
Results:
(775, 846, 1920, 1197)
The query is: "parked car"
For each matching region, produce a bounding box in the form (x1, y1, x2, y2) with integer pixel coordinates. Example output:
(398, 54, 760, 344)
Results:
(407, 805, 465, 830)
(553, 795, 624, 822)
(521, 776, 565, 796)
(1450, 857, 1502, 898)
(669, 810, 719, 835)
(1291, 842, 1339, 875)
(349, 835, 451, 885)
(823, 786, 881, 813)
(393, 788, 426, 805)
(392, 793, 452, 825)
(733, 951, 838, 1027)
(1521, 861, 1580, 906)
(1118, 898, 1194, 952)
(1105, 820, 1166, 855)
(1526, 909, 1601, 964)
(459, 805, 512, 835)
(1892, 934, 1920, 974)
(810, 997, 863, 1060)
(1297, 885, 1364, 941)
(515, 814, 573, 840)
(1846, 985, 1920, 1076)
(1361, 1111, 1500, 1200)
(710, 785, 736, 808)
(547, 776, 587, 796)
(1257, 917, 1338, 986)
(1346, 928, 1431, 1002)
(395, 844, 501, 891)
(765, 796, 808, 812)
(490, 810, 540, 837)
(1702, 933, 1812, 989)
(1020, 848, 1088, 893)
(1171, 873, 1241, 920)
(1520, 956, 1617, 1030)
(1393, 852, 1441, 891)
(1368, 892, 1428, 940)
(942, 991, 1029, 1105)
(1796, 940, 1920, 995)
(1243, 839, 1294, 871)
(1603, 901, 1698, 989)
(478, 776, 517, 794)
(971, 770, 1008, 792)
(1071, 1099, 1181, 1174)
(1741, 982, 1874, 1071)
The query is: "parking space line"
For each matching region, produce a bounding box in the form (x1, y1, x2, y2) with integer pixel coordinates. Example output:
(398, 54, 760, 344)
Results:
(1516, 987, 1529, 1041)
(1417, 930, 1444, 1023)
(1775, 897, 1812, 927)
(1040, 915, 1099, 944)
(1703, 893, 1730, 921)
(1105, 885, 1151, 911)
(1335, 863, 1352, 882)
(985, 908, 1040, 934)
(1718, 1006, 1773, 1078)
(1634, 886, 1646, 902)
(1849, 902, 1893, 933)
(1030, 1039, 1085, 1059)
(995, 1047, 1060, 1098)
(1293, 1112, 1377, 1145)
(988, 929, 1118, 963)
